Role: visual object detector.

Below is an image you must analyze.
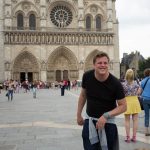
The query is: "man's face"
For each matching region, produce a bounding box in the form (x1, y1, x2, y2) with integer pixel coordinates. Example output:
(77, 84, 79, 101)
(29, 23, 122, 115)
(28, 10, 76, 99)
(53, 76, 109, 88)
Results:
(93, 56, 109, 75)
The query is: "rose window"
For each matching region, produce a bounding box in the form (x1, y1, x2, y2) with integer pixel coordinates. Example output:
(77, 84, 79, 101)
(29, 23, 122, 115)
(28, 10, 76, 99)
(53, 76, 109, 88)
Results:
(50, 5, 73, 28)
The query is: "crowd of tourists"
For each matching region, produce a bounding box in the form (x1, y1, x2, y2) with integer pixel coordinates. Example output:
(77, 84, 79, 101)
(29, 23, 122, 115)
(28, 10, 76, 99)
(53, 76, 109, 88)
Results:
(0, 78, 80, 99)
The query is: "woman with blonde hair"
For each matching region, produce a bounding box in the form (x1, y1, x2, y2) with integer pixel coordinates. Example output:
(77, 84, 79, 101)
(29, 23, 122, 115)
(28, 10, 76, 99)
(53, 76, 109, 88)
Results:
(122, 69, 141, 142)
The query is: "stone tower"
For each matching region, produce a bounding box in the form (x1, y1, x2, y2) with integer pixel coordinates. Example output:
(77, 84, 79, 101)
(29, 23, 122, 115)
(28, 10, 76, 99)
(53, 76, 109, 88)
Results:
(1, 0, 120, 83)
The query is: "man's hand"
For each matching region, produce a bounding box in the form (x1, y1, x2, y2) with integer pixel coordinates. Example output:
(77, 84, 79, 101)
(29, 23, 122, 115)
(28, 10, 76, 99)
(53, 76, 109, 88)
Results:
(77, 115, 84, 126)
(96, 115, 107, 129)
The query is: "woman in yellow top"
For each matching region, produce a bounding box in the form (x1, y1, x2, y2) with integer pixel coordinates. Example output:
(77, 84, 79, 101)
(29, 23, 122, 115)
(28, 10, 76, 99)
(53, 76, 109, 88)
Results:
(122, 69, 141, 143)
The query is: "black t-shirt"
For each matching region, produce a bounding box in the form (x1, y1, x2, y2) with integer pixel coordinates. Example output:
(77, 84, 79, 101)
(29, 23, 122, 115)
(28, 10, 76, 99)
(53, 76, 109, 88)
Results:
(82, 70, 125, 118)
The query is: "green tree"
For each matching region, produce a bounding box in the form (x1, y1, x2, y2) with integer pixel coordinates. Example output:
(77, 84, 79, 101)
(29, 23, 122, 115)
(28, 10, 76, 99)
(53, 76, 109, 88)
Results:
(138, 57, 150, 78)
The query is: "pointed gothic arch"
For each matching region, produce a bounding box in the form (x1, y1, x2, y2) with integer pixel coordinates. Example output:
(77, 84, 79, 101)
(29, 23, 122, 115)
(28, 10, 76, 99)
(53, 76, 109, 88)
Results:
(13, 51, 39, 82)
(16, 11, 25, 30)
(84, 50, 113, 72)
(47, 46, 78, 82)
(29, 13, 36, 30)
(84, 50, 100, 71)
(85, 14, 93, 30)
(84, 4, 105, 17)
(12, 1, 40, 30)
(95, 15, 102, 31)
(12, 1, 40, 16)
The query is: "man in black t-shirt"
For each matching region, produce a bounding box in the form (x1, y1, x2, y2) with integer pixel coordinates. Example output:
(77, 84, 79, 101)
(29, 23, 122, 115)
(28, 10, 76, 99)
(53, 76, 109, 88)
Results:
(77, 51, 126, 150)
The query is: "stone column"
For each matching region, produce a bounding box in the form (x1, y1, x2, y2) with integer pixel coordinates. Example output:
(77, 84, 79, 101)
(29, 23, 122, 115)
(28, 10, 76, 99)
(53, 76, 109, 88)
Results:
(106, 0, 113, 30)
(78, 0, 84, 28)
(4, 0, 12, 28)
(3, 0, 12, 80)
(78, 58, 84, 80)
(40, 62, 47, 82)
(25, 72, 28, 80)
(39, 0, 47, 80)
(0, 0, 5, 82)
(61, 71, 63, 81)
(40, 0, 47, 30)
(112, 0, 120, 78)
(79, 69, 84, 80)
(40, 71, 47, 82)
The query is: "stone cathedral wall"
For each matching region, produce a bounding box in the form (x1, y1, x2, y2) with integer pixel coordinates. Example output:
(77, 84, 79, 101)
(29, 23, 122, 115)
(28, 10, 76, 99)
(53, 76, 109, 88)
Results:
(0, 0, 120, 83)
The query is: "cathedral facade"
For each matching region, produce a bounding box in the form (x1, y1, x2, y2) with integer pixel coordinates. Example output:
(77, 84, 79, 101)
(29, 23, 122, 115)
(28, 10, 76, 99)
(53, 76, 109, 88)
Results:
(0, 0, 120, 83)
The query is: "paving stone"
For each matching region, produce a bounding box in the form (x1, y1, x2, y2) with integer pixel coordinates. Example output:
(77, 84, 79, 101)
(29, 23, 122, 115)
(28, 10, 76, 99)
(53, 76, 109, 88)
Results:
(0, 145, 17, 150)
(0, 89, 149, 150)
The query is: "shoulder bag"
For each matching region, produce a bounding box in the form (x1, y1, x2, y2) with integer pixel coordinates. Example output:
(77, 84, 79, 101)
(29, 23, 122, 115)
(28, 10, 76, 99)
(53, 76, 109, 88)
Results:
(138, 77, 150, 110)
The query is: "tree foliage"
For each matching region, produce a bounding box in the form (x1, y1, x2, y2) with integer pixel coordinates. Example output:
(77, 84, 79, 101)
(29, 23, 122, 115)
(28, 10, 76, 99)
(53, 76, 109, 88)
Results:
(138, 57, 150, 78)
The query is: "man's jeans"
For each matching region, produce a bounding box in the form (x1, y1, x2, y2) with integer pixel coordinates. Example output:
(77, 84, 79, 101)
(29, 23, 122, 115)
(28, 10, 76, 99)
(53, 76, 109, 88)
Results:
(8, 90, 13, 100)
(143, 99, 150, 127)
(82, 119, 119, 150)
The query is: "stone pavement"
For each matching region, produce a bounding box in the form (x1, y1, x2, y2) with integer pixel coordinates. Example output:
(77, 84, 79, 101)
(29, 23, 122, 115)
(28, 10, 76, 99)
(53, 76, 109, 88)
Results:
(0, 88, 150, 150)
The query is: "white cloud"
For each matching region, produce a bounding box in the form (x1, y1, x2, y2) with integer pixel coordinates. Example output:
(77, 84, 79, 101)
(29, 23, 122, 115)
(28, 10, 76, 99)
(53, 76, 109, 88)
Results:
(116, 0, 150, 59)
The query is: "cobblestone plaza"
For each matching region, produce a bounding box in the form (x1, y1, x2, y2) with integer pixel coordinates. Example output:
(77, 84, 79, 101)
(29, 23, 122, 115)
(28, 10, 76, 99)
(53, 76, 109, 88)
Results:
(0, 88, 150, 150)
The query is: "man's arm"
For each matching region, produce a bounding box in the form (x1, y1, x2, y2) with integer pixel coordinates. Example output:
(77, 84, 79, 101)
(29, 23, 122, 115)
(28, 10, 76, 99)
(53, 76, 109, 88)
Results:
(77, 88, 87, 126)
(108, 98, 127, 117)
(96, 98, 126, 129)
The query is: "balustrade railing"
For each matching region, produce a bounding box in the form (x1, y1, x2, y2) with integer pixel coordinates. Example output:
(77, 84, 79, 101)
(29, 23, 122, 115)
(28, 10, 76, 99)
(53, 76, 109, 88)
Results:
(4, 28, 114, 45)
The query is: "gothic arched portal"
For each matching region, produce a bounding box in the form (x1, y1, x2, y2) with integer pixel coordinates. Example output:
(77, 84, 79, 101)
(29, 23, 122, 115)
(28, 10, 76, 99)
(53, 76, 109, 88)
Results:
(84, 50, 100, 71)
(47, 47, 78, 82)
(84, 50, 113, 72)
(13, 51, 39, 83)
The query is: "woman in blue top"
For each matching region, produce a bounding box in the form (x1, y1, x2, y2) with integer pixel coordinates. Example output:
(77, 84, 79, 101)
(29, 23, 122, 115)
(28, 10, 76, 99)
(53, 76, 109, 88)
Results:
(140, 68, 150, 136)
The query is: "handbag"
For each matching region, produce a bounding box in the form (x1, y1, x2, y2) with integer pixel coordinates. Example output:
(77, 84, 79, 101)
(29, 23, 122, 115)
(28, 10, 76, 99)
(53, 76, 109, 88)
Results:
(138, 77, 150, 110)
(5, 92, 9, 97)
(138, 96, 144, 110)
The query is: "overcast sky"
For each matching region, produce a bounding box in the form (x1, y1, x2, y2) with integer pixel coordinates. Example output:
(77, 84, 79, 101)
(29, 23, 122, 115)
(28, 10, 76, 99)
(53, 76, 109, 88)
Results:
(116, 0, 150, 59)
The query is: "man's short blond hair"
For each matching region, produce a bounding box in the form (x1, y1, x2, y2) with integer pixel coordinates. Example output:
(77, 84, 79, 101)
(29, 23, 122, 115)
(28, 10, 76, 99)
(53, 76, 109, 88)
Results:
(93, 51, 110, 64)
